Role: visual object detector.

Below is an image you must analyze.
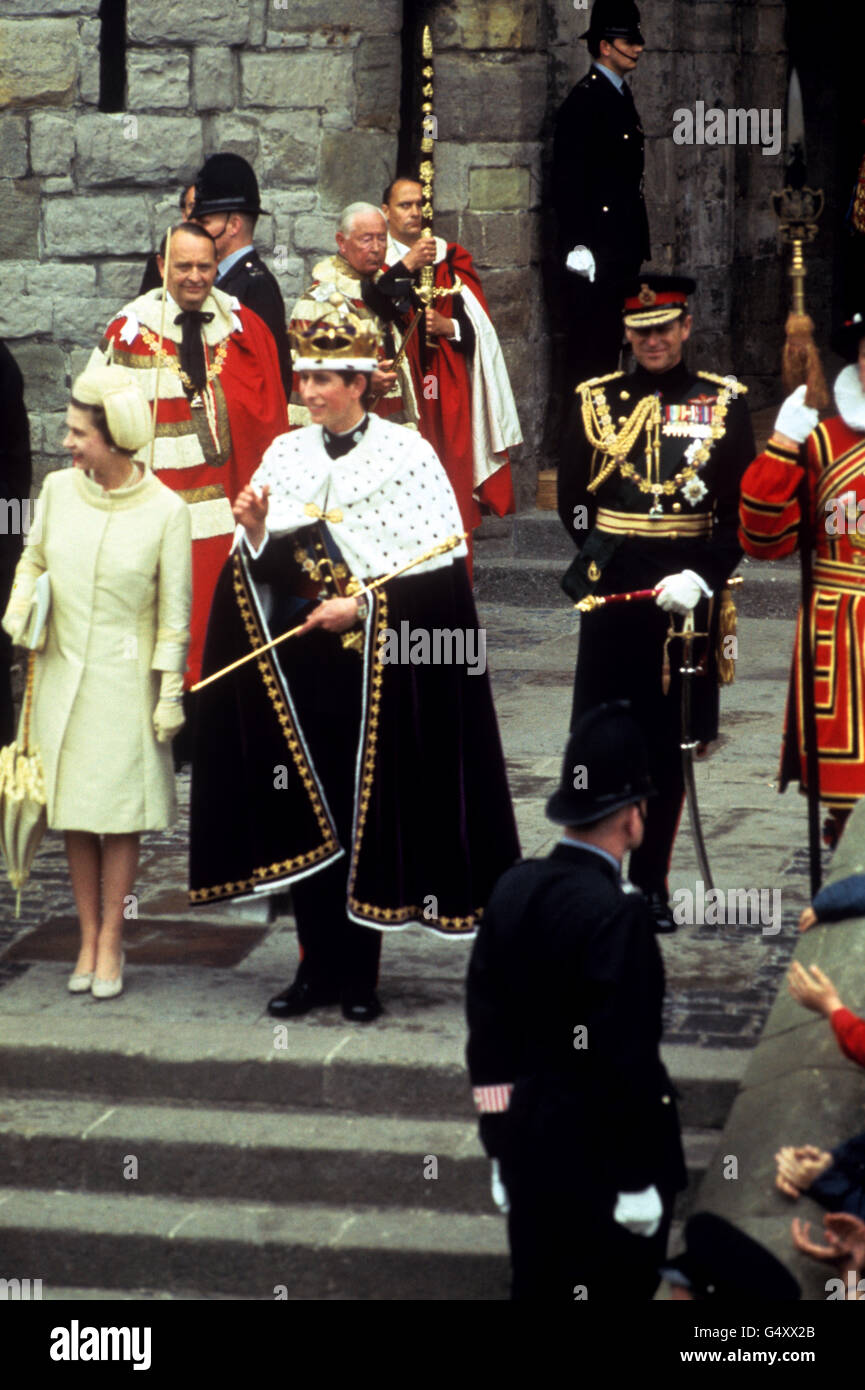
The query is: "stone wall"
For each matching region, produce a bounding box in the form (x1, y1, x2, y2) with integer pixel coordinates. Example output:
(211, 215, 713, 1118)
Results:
(0, 0, 803, 500)
(0, 0, 402, 486)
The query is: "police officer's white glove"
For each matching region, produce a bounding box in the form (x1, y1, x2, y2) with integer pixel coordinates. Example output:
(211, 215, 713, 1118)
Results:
(613, 1185, 662, 1238)
(773, 384, 818, 445)
(565, 245, 596, 282)
(655, 569, 712, 615)
(490, 1159, 510, 1214)
(153, 670, 185, 744)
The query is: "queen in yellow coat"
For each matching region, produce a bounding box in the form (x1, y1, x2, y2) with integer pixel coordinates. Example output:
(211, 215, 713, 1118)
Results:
(2, 367, 191, 998)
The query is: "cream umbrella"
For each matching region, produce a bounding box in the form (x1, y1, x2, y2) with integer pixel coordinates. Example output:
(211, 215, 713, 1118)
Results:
(0, 651, 47, 917)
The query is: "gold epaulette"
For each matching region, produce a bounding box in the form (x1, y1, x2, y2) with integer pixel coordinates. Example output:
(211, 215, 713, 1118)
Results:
(698, 370, 748, 394)
(574, 370, 624, 395)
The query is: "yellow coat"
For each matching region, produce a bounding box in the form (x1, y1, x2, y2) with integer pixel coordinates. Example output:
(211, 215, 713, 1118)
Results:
(2, 467, 191, 832)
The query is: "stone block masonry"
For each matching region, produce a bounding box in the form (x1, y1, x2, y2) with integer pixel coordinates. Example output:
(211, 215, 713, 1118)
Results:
(2, 0, 795, 490)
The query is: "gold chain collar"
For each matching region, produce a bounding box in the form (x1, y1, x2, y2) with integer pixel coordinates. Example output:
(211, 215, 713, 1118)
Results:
(582, 374, 737, 510)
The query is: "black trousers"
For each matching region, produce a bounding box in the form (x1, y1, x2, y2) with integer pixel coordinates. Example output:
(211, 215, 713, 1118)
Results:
(571, 604, 689, 898)
(500, 1156, 675, 1301)
(279, 627, 382, 997)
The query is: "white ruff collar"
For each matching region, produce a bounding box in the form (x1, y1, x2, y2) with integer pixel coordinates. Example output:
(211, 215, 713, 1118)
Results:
(834, 365, 865, 432)
(127, 287, 242, 345)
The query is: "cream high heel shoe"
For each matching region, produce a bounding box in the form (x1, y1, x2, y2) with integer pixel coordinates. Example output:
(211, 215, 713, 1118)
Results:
(68, 970, 95, 994)
(91, 952, 125, 1000)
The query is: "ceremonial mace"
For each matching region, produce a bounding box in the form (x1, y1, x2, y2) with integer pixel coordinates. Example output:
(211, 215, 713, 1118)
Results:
(368, 26, 461, 408)
(771, 66, 827, 895)
(190, 534, 466, 693)
(415, 26, 462, 346)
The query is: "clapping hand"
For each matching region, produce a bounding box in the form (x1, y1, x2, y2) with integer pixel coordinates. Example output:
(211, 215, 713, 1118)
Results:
(787, 960, 844, 1017)
(774, 1144, 833, 1198)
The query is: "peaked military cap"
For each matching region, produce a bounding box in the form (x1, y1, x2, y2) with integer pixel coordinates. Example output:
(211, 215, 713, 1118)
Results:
(546, 700, 655, 827)
(192, 153, 267, 219)
(580, 0, 644, 45)
(662, 1213, 801, 1301)
(623, 273, 697, 328)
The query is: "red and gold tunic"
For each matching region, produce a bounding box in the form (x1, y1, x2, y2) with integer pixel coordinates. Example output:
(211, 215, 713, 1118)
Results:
(90, 287, 287, 685)
(739, 413, 865, 809)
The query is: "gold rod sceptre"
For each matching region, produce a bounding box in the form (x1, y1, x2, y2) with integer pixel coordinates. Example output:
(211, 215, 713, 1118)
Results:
(190, 533, 467, 693)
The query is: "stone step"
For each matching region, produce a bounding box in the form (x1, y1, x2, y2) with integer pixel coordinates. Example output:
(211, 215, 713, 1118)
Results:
(0, 1188, 510, 1301)
(0, 1095, 722, 1216)
(0, 1022, 746, 1130)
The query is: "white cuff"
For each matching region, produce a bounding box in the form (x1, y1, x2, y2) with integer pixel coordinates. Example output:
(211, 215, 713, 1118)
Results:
(774, 384, 819, 445)
(613, 1185, 662, 1237)
(565, 246, 596, 281)
(243, 527, 270, 559)
(682, 568, 712, 599)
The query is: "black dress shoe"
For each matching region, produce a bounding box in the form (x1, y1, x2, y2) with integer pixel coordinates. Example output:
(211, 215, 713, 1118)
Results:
(341, 992, 383, 1024)
(643, 891, 678, 935)
(267, 979, 339, 1018)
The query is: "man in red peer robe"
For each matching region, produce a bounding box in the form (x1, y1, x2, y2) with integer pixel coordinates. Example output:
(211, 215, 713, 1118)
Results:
(89, 222, 287, 690)
(372, 177, 522, 574)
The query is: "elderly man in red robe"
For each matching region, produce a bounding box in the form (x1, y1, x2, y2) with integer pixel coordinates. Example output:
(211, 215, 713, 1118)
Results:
(89, 222, 287, 688)
(372, 177, 522, 572)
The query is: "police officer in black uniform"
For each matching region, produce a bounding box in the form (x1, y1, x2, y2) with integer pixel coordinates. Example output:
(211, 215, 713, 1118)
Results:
(557, 275, 755, 931)
(466, 703, 686, 1301)
(192, 153, 292, 397)
(552, 0, 649, 388)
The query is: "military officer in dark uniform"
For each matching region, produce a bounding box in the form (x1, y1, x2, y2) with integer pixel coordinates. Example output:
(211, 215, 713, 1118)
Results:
(557, 275, 755, 931)
(192, 153, 292, 397)
(552, 0, 649, 388)
(466, 703, 687, 1301)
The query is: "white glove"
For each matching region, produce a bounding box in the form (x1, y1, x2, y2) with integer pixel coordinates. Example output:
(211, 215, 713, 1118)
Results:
(490, 1160, 510, 1214)
(613, 1185, 662, 1238)
(565, 245, 596, 282)
(655, 569, 712, 615)
(773, 384, 818, 445)
(153, 670, 185, 744)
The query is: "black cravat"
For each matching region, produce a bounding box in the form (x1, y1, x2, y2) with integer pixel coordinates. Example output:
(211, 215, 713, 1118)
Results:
(323, 413, 370, 460)
(174, 310, 214, 393)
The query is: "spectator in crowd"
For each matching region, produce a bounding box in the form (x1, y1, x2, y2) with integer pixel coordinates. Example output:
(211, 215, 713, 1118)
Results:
(774, 960, 865, 1222)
